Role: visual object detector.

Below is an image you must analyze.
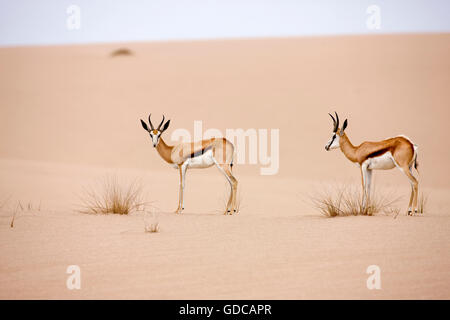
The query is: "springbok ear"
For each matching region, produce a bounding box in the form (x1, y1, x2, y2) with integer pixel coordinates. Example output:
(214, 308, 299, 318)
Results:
(140, 119, 149, 131)
(340, 119, 348, 136)
(161, 120, 170, 132)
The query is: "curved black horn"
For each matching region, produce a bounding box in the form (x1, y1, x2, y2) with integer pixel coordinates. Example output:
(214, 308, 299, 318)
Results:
(334, 112, 340, 132)
(329, 113, 336, 125)
(148, 114, 155, 130)
(329, 113, 338, 133)
(157, 115, 165, 130)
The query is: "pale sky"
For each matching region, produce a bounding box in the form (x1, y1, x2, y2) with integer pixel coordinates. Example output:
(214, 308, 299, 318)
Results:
(0, 0, 449, 46)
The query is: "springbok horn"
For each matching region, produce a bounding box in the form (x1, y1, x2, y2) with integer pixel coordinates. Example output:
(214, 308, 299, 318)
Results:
(329, 113, 336, 126)
(334, 111, 340, 132)
(329, 113, 338, 133)
(157, 115, 165, 130)
(148, 114, 155, 130)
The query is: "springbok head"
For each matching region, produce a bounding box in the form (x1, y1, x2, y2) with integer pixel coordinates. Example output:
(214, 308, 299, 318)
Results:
(140, 114, 171, 147)
(325, 112, 348, 151)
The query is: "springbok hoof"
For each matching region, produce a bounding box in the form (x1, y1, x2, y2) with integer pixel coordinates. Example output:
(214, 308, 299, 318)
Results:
(175, 208, 183, 214)
(407, 210, 413, 216)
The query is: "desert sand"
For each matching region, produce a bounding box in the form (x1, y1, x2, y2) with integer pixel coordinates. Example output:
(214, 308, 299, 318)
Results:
(0, 34, 449, 299)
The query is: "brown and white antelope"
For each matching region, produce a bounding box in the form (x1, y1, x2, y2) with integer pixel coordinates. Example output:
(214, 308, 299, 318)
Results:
(140, 114, 238, 214)
(325, 112, 420, 215)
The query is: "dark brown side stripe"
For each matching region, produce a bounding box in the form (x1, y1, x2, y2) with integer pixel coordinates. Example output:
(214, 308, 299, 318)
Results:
(189, 146, 212, 159)
(367, 147, 390, 159)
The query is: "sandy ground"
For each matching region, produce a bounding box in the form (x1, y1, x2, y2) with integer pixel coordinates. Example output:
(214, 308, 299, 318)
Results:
(0, 34, 449, 299)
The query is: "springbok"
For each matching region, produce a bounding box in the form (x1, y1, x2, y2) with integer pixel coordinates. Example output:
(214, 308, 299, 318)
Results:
(325, 112, 419, 215)
(140, 114, 238, 214)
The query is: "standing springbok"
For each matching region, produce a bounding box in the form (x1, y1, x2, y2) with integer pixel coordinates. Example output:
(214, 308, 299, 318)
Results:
(325, 112, 419, 215)
(140, 114, 238, 214)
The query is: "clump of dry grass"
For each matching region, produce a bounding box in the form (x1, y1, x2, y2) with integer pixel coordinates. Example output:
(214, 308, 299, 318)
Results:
(8, 199, 42, 228)
(311, 184, 401, 217)
(144, 210, 160, 233)
(79, 175, 148, 215)
(110, 48, 133, 57)
(17, 200, 41, 212)
(10, 205, 17, 228)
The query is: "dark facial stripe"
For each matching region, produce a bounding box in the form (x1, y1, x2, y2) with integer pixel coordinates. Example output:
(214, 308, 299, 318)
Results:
(327, 134, 336, 149)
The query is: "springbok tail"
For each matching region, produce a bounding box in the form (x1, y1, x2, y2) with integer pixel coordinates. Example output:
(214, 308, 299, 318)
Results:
(230, 151, 235, 172)
(229, 146, 235, 172)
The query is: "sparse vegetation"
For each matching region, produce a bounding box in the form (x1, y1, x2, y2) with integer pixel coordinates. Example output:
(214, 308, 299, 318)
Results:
(110, 48, 133, 57)
(7, 199, 41, 228)
(79, 175, 148, 215)
(144, 211, 160, 233)
(311, 184, 401, 217)
(10, 203, 18, 228)
(17, 200, 41, 212)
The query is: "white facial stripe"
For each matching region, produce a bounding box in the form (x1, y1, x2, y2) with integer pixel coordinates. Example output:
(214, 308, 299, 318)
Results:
(329, 134, 336, 146)
(326, 133, 340, 150)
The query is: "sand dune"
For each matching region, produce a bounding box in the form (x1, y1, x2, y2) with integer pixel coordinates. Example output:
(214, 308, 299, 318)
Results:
(0, 34, 449, 299)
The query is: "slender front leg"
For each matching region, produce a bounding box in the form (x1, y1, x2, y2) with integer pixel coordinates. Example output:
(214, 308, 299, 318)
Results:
(181, 164, 187, 210)
(175, 164, 186, 214)
(366, 168, 373, 205)
(360, 163, 371, 213)
(360, 165, 367, 210)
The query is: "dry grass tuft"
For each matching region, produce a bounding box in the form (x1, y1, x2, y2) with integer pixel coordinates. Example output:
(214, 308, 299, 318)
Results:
(79, 175, 148, 215)
(311, 184, 401, 217)
(110, 48, 133, 57)
(17, 200, 41, 212)
(145, 223, 159, 233)
(10, 204, 18, 228)
(144, 211, 160, 233)
(7, 199, 41, 228)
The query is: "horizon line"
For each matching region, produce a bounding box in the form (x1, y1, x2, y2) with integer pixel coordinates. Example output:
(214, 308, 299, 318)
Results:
(1, 31, 448, 49)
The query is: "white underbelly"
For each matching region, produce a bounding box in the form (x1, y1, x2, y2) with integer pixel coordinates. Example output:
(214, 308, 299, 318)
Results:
(186, 149, 215, 168)
(366, 152, 396, 170)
